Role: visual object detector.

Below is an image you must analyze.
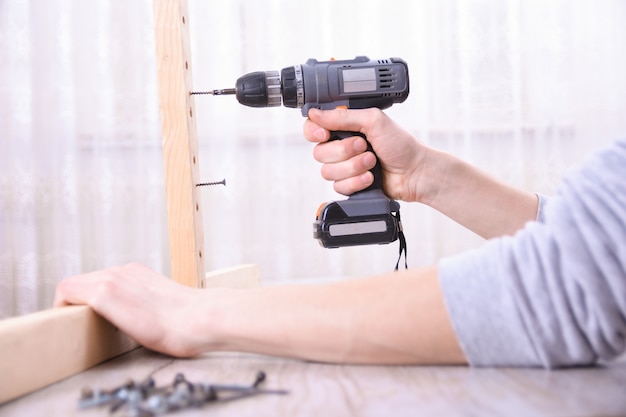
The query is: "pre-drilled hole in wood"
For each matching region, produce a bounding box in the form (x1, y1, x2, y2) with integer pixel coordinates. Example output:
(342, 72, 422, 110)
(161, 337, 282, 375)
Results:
(189, 107, 193, 118)
(182, 16, 185, 24)
(199, 250, 202, 258)
(193, 155, 196, 164)
(185, 61, 188, 70)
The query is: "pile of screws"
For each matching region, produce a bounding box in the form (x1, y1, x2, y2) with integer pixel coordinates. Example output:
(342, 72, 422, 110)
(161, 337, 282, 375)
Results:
(78, 371, 287, 416)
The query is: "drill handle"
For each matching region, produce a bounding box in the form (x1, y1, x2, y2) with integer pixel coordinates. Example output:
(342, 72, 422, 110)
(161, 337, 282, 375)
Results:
(329, 131, 385, 198)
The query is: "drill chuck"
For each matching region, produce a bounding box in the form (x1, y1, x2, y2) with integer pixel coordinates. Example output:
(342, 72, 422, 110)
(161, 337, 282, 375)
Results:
(235, 71, 282, 107)
(234, 66, 304, 109)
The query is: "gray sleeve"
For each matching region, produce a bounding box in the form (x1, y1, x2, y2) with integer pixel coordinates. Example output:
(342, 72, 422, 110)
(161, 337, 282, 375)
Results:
(438, 139, 626, 368)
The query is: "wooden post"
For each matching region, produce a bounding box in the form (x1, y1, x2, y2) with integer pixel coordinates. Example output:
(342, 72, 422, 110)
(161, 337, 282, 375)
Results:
(153, 0, 205, 288)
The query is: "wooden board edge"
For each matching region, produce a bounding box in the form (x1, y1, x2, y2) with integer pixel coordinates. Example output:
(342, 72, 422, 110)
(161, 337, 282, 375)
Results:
(0, 305, 138, 404)
(205, 264, 262, 289)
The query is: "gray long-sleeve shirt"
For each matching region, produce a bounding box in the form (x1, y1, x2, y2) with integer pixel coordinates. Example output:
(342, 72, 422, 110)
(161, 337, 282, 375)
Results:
(439, 139, 626, 368)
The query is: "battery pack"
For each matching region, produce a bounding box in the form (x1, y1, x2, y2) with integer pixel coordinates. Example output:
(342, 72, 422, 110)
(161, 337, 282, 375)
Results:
(313, 197, 401, 248)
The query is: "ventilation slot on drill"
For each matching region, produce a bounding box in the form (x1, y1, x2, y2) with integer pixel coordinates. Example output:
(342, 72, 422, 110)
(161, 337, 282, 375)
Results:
(378, 67, 398, 90)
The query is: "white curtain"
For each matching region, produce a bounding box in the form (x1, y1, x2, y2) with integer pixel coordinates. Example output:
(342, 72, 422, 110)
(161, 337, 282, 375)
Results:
(2, 0, 626, 318)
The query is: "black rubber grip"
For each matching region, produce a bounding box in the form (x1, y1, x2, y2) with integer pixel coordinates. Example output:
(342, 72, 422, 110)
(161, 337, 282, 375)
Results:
(328, 131, 383, 195)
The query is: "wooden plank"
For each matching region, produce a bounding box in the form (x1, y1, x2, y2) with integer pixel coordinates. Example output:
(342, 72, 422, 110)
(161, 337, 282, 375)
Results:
(0, 265, 262, 404)
(153, 0, 205, 288)
(205, 264, 262, 289)
(0, 305, 137, 404)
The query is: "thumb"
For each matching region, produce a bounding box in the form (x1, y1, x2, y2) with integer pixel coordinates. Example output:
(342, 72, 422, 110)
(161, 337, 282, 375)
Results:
(308, 108, 377, 134)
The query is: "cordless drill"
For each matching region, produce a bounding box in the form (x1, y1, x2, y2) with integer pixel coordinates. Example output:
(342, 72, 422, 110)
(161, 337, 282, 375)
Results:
(196, 56, 410, 249)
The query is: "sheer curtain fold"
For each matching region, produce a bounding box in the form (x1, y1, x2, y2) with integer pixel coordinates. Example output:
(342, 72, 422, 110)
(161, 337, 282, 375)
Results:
(1, 1, 167, 317)
(2, 0, 626, 317)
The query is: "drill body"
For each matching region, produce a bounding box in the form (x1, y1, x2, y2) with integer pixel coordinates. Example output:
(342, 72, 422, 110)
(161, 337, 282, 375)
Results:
(235, 56, 409, 115)
(217, 56, 410, 249)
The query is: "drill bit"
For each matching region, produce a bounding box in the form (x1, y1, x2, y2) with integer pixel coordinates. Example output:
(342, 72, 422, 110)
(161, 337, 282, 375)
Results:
(190, 89, 236, 96)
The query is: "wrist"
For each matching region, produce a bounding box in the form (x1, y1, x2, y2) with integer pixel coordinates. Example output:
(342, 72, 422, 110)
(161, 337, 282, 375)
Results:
(409, 146, 456, 207)
(193, 287, 277, 355)
(185, 288, 236, 355)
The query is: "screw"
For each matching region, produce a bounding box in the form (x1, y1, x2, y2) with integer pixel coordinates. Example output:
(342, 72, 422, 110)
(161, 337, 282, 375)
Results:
(80, 387, 93, 400)
(77, 370, 287, 414)
(252, 371, 266, 388)
(196, 179, 226, 187)
(173, 373, 187, 386)
(209, 370, 287, 399)
(78, 388, 114, 409)
(147, 394, 169, 414)
(190, 89, 236, 96)
(168, 383, 192, 410)
(141, 376, 156, 389)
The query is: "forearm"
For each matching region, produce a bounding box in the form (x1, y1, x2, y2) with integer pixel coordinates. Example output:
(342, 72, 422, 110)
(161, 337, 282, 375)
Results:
(201, 267, 466, 365)
(53, 263, 464, 364)
(420, 148, 538, 239)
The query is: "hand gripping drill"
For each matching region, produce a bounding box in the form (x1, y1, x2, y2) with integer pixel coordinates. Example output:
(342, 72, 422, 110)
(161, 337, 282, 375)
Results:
(194, 56, 409, 253)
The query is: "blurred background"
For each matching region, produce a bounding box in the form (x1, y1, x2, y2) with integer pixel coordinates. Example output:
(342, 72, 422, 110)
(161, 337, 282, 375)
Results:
(1, 0, 626, 318)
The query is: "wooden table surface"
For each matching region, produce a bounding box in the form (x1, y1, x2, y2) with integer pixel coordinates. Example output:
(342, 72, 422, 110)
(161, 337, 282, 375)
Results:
(2, 347, 626, 417)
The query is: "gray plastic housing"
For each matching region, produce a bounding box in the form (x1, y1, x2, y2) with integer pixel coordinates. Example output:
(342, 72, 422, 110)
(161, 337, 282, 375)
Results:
(295, 56, 409, 116)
